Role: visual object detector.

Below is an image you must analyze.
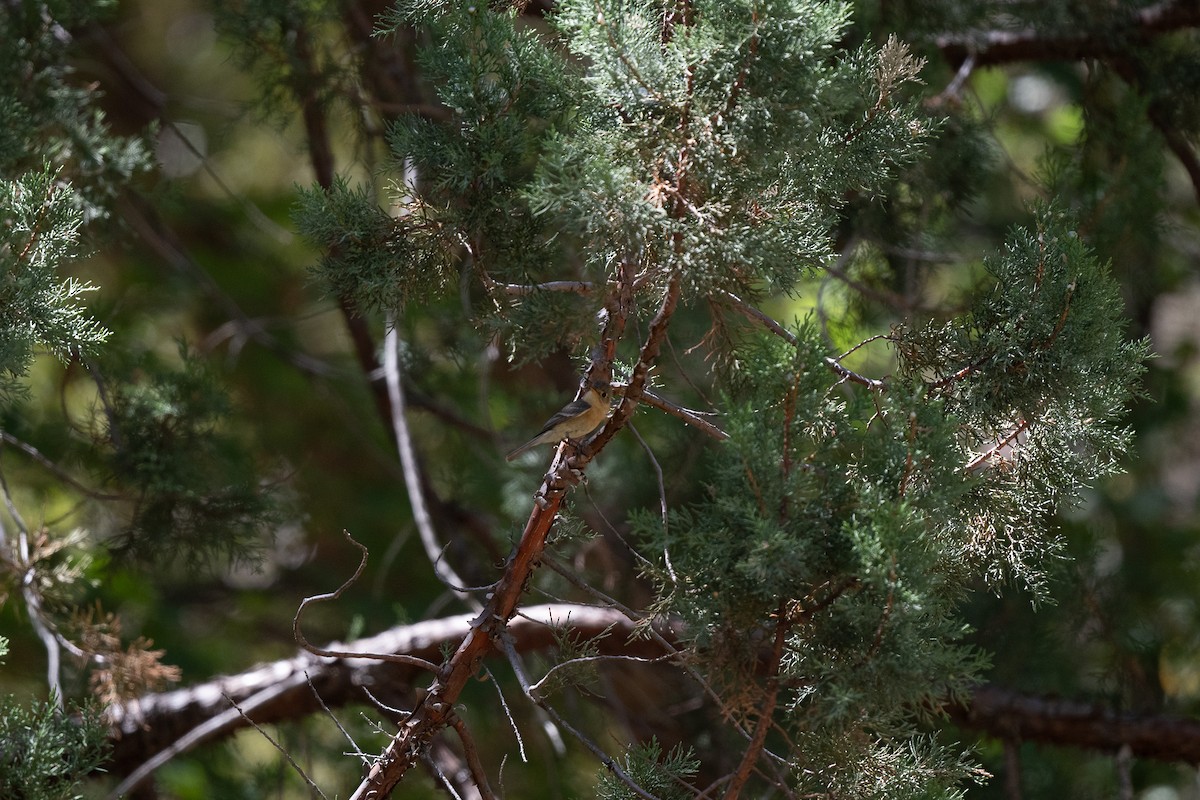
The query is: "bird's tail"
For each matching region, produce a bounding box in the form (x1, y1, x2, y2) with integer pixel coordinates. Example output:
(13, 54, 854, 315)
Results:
(505, 441, 536, 461)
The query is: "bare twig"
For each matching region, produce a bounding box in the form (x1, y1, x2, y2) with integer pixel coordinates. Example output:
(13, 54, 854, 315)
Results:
(627, 421, 677, 584)
(499, 633, 661, 800)
(930, 51, 976, 105)
(638, 388, 728, 441)
(835, 333, 894, 362)
(305, 671, 370, 764)
(483, 664, 527, 763)
(0, 431, 123, 500)
(537, 554, 787, 768)
(85, 22, 291, 242)
(824, 357, 886, 391)
(718, 290, 798, 346)
(448, 708, 499, 800)
(223, 691, 330, 800)
(293, 531, 440, 673)
(107, 672, 311, 799)
(421, 750, 466, 800)
(964, 420, 1031, 472)
(384, 313, 478, 607)
(526, 652, 676, 700)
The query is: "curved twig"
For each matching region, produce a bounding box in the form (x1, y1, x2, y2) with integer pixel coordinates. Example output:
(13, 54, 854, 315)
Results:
(293, 531, 440, 673)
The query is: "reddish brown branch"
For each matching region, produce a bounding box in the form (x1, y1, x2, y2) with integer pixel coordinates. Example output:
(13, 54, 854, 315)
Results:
(929, 355, 990, 391)
(964, 419, 1030, 472)
(589, 272, 684, 455)
(349, 490, 565, 798)
(16, 180, 56, 265)
(722, 604, 789, 800)
(717, 3, 759, 124)
(350, 260, 678, 798)
(448, 715, 496, 800)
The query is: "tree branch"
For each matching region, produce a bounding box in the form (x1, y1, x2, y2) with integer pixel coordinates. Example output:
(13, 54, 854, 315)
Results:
(947, 684, 1200, 763)
(722, 605, 789, 799)
(384, 315, 478, 605)
(105, 604, 677, 774)
(638, 388, 728, 441)
(104, 606, 1200, 788)
(934, 2, 1200, 67)
(349, 262, 679, 798)
(932, 2, 1200, 201)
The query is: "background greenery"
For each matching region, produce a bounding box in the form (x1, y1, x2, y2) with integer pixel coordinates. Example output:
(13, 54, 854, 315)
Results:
(1, 0, 1198, 798)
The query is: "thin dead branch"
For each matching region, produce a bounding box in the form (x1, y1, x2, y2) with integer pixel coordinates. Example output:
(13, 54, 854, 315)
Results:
(384, 314, 478, 606)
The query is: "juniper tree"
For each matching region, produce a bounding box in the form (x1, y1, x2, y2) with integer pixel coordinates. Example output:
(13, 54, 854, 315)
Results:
(2, 0, 1191, 798)
(295, 2, 1145, 797)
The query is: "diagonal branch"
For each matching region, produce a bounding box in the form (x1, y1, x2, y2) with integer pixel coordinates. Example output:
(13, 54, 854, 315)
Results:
(638, 389, 728, 441)
(722, 603, 789, 800)
(384, 314, 478, 605)
(348, 260, 677, 798)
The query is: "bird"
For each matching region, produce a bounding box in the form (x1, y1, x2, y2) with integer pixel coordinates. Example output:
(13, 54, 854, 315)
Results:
(505, 380, 612, 462)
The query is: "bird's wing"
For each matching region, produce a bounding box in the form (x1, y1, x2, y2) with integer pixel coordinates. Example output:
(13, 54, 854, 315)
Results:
(536, 398, 592, 435)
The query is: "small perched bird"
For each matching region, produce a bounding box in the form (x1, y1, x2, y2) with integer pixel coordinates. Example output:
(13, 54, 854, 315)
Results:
(505, 380, 612, 462)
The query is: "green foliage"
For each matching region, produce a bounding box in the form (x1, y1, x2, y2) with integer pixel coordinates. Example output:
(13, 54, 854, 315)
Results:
(624, 205, 1143, 791)
(596, 738, 699, 800)
(0, 169, 109, 400)
(0, 0, 149, 223)
(295, 176, 455, 312)
(311, 0, 937, 365)
(531, 0, 933, 300)
(895, 207, 1148, 591)
(0, 695, 109, 800)
(633, 328, 988, 791)
(95, 346, 281, 566)
(209, 0, 347, 124)
(792, 731, 977, 800)
(0, 0, 1175, 796)
(307, 2, 1147, 795)
(374, 1, 594, 359)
